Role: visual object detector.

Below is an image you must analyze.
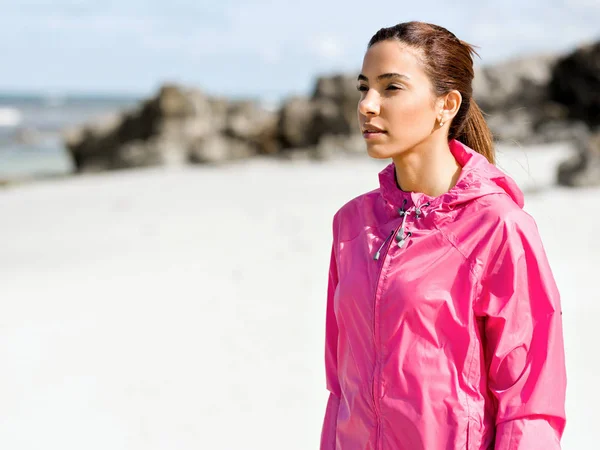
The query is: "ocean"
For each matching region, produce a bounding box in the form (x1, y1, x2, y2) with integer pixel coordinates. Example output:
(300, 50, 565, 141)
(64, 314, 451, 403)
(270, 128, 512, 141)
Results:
(0, 93, 140, 180)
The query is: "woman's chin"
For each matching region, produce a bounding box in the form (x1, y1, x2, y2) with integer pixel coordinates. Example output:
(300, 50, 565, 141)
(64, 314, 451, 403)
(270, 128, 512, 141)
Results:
(366, 144, 393, 160)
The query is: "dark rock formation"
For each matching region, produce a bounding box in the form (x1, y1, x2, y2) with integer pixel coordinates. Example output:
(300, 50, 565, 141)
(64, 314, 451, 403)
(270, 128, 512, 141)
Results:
(548, 41, 600, 187)
(549, 41, 600, 128)
(63, 40, 600, 180)
(557, 129, 600, 187)
(64, 85, 278, 171)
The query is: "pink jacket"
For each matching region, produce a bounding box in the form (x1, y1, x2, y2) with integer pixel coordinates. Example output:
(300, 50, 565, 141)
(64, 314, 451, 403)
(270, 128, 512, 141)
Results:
(320, 139, 566, 450)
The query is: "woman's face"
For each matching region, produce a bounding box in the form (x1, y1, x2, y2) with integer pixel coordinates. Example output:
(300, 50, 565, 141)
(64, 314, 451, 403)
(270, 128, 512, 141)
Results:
(357, 40, 441, 159)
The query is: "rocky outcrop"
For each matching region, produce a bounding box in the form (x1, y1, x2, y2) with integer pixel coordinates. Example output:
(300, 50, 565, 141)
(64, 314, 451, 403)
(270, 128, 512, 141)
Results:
(472, 53, 585, 144)
(64, 86, 279, 172)
(64, 76, 364, 172)
(549, 41, 600, 128)
(471, 42, 600, 187)
(65, 76, 365, 172)
(548, 41, 600, 187)
(64, 40, 600, 180)
(276, 74, 362, 158)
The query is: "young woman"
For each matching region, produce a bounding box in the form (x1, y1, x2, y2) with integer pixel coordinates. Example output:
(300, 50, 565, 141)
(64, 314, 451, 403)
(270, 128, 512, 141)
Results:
(320, 22, 567, 450)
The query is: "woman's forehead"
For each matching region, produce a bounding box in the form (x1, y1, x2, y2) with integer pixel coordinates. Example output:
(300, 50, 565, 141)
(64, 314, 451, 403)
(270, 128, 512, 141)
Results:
(361, 41, 426, 79)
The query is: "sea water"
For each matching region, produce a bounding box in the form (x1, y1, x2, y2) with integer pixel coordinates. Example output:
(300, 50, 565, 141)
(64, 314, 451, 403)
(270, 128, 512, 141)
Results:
(0, 93, 139, 180)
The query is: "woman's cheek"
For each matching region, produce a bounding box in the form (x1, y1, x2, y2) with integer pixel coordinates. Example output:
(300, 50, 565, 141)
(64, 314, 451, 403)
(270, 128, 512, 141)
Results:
(390, 103, 428, 138)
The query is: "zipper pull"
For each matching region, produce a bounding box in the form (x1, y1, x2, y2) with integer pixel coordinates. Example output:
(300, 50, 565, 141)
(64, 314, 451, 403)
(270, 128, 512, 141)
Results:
(395, 227, 405, 246)
(374, 230, 394, 261)
(396, 231, 412, 248)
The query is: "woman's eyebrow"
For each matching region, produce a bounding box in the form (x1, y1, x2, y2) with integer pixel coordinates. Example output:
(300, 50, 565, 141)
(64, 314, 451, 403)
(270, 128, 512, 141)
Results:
(357, 73, 411, 82)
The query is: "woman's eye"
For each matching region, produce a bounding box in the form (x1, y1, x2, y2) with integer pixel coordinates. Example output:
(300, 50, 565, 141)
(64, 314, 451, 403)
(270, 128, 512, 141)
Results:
(357, 85, 368, 92)
(386, 85, 402, 90)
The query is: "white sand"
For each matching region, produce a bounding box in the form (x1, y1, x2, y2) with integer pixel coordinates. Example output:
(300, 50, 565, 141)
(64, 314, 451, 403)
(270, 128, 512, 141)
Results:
(0, 142, 596, 449)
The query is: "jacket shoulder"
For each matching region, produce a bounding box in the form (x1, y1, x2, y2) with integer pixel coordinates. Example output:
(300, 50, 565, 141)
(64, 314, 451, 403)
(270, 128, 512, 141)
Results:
(471, 192, 538, 232)
(447, 192, 540, 267)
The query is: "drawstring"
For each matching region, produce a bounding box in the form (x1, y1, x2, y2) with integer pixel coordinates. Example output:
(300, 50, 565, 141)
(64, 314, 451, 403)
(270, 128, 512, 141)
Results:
(373, 230, 394, 261)
(374, 200, 431, 259)
(395, 203, 410, 247)
(395, 200, 429, 248)
(395, 230, 412, 249)
(415, 201, 430, 219)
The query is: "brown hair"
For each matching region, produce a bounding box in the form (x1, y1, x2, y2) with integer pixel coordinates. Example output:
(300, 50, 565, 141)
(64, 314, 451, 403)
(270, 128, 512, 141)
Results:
(368, 21, 495, 164)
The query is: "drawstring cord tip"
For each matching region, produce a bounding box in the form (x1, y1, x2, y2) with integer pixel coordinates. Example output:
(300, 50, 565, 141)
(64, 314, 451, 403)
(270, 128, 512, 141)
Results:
(374, 229, 394, 261)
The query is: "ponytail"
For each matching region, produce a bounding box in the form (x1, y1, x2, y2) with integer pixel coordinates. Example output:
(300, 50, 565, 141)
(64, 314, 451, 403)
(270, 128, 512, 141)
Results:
(454, 99, 495, 164)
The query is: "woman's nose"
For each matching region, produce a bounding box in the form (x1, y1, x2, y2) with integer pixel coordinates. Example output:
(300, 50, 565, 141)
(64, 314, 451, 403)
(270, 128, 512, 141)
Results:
(358, 90, 380, 116)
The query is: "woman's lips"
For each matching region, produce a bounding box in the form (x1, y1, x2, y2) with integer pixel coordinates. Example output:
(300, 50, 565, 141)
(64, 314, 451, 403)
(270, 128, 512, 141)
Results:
(363, 130, 387, 139)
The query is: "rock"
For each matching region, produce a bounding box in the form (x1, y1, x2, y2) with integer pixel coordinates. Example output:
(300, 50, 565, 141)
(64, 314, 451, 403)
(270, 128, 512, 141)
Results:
(278, 75, 360, 152)
(550, 41, 600, 187)
(484, 109, 537, 144)
(312, 98, 353, 139)
(63, 112, 125, 172)
(471, 43, 600, 145)
(472, 54, 565, 144)
(278, 97, 317, 148)
(254, 116, 280, 155)
(557, 129, 600, 187)
(189, 135, 256, 164)
(207, 97, 230, 134)
(314, 134, 365, 160)
(474, 54, 558, 112)
(311, 74, 360, 138)
(64, 84, 274, 171)
(225, 100, 279, 154)
(273, 147, 315, 161)
(275, 134, 365, 162)
(534, 119, 589, 145)
(154, 85, 202, 118)
(121, 137, 189, 167)
(61, 39, 600, 173)
(312, 75, 353, 100)
(549, 41, 600, 128)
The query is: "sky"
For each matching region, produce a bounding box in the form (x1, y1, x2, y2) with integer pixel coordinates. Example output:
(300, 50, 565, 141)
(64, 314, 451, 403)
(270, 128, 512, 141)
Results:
(1, 0, 599, 102)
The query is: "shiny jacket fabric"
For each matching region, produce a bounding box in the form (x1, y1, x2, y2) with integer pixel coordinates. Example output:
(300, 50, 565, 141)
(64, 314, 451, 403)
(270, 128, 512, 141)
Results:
(320, 139, 566, 450)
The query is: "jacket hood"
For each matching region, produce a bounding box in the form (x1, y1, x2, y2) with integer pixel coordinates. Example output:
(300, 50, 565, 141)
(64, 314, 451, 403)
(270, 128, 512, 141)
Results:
(378, 138, 524, 212)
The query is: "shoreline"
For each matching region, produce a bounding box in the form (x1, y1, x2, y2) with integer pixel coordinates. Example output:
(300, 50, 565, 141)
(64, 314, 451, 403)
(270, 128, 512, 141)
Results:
(0, 140, 579, 191)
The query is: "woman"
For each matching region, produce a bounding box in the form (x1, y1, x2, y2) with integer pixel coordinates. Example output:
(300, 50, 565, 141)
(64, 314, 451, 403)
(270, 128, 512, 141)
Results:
(320, 22, 566, 450)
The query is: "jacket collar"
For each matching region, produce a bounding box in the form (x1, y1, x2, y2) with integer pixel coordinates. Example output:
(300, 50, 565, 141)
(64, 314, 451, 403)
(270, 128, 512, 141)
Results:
(377, 139, 524, 213)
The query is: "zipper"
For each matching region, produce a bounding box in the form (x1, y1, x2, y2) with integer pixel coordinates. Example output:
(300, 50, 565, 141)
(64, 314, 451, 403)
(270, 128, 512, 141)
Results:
(371, 209, 413, 449)
(371, 200, 430, 448)
(372, 231, 393, 450)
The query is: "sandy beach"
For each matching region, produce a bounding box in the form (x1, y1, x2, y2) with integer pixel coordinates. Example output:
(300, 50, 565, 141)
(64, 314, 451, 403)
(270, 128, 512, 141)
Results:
(0, 142, 597, 449)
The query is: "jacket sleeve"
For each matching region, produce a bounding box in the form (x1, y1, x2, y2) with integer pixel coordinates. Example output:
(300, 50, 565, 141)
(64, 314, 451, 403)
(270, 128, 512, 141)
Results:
(474, 211, 567, 450)
(320, 241, 341, 450)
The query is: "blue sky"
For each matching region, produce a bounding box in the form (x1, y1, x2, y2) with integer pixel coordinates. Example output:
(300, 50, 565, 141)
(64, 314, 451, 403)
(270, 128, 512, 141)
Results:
(1, 0, 599, 101)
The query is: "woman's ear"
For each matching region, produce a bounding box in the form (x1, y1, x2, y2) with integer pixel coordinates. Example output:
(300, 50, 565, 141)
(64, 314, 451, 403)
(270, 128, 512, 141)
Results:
(435, 90, 463, 129)
(441, 90, 462, 124)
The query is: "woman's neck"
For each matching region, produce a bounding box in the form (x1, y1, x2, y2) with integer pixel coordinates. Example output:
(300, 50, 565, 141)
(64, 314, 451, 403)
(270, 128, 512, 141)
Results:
(391, 139, 462, 198)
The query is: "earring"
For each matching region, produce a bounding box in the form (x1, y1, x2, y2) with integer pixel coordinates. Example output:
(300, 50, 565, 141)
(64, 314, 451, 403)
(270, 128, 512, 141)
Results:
(439, 119, 444, 127)
(439, 110, 444, 127)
